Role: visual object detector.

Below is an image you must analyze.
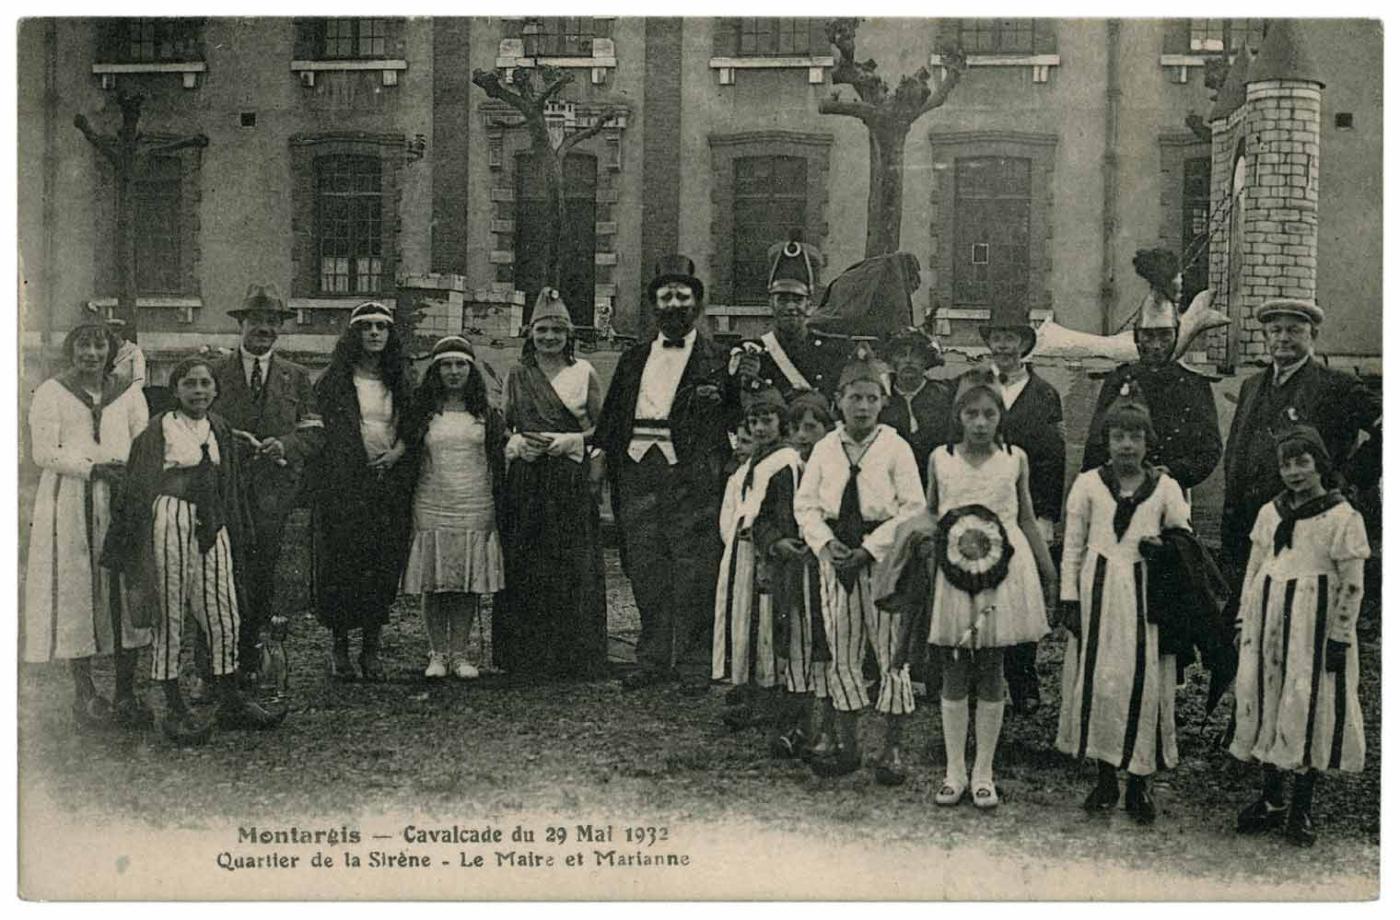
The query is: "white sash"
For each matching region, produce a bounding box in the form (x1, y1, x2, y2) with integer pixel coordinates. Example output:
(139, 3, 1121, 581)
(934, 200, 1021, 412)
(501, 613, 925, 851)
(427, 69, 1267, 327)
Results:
(760, 331, 812, 391)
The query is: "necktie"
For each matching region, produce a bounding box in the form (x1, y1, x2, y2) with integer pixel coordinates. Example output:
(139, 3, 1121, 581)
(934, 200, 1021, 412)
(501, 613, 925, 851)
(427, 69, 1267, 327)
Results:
(192, 442, 221, 554)
(250, 357, 264, 400)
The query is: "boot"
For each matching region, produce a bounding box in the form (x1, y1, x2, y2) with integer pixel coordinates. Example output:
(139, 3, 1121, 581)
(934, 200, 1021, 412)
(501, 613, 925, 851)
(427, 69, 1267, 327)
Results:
(214, 675, 288, 731)
(873, 714, 908, 786)
(1285, 771, 1318, 847)
(160, 680, 212, 746)
(358, 626, 386, 682)
(770, 693, 811, 759)
(330, 631, 356, 682)
(810, 709, 861, 777)
(1237, 765, 1288, 834)
(1083, 761, 1120, 811)
(111, 650, 153, 729)
(1125, 774, 1157, 825)
(802, 699, 837, 763)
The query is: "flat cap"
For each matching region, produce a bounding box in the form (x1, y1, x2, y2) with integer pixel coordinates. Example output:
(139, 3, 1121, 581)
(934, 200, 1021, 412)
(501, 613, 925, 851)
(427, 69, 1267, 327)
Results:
(1257, 299, 1324, 325)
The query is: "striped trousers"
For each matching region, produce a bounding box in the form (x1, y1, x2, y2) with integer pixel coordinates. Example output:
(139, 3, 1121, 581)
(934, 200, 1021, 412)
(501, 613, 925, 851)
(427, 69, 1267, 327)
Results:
(150, 496, 241, 682)
(784, 560, 828, 698)
(818, 560, 914, 715)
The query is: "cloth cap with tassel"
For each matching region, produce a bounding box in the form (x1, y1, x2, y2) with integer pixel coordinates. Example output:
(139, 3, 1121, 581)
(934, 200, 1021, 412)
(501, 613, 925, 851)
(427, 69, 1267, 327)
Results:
(531, 287, 573, 327)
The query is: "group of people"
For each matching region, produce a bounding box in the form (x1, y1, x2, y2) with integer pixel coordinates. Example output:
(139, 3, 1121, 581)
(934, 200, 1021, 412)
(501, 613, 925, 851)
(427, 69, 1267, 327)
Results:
(22, 236, 1379, 846)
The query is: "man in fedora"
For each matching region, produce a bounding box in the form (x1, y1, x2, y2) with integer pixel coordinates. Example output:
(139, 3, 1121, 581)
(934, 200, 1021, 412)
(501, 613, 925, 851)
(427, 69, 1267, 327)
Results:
(732, 234, 847, 402)
(595, 255, 740, 691)
(210, 283, 325, 684)
(1221, 299, 1380, 580)
(977, 302, 1065, 715)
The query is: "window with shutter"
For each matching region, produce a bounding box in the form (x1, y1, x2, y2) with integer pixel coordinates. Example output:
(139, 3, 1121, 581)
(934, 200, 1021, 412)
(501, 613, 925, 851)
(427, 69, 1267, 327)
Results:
(513, 153, 599, 325)
(733, 156, 808, 303)
(316, 156, 384, 295)
(133, 157, 184, 295)
(953, 157, 1031, 307)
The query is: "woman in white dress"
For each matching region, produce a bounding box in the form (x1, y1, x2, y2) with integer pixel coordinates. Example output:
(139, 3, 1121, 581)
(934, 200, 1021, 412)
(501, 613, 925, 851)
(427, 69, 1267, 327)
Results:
(25, 323, 152, 729)
(402, 335, 506, 679)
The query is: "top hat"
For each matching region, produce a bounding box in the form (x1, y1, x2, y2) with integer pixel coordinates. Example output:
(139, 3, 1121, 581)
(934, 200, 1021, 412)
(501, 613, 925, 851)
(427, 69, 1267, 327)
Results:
(647, 254, 705, 305)
(531, 287, 573, 327)
(978, 302, 1037, 358)
(767, 233, 823, 298)
(1257, 299, 1325, 326)
(229, 283, 294, 321)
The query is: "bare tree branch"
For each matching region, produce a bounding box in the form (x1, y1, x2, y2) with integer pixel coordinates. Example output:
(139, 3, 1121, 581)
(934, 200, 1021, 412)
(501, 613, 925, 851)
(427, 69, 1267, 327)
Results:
(471, 68, 533, 115)
(557, 109, 620, 154)
(538, 70, 573, 106)
(817, 96, 878, 121)
(73, 114, 120, 164)
(913, 65, 966, 120)
(144, 135, 210, 158)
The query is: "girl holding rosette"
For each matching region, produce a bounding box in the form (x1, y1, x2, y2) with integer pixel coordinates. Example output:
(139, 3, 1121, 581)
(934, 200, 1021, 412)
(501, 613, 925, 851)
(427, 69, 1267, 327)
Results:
(926, 366, 1056, 809)
(1055, 382, 1191, 824)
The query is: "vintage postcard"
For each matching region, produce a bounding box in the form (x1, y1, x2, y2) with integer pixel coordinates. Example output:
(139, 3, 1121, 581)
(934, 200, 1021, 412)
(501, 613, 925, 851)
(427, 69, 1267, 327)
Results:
(14, 11, 1383, 900)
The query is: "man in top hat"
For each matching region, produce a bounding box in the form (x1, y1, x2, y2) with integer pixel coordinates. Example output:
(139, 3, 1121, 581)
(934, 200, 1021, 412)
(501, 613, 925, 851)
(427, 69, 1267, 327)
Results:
(209, 283, 325, 684)
(879, 327, 951, 489)
(977, 302, 1065, 715)
(1221, 299, 1381, 580)
(1081, 268, 1222, 492)
(732, 234, 848, 401)
(595, 255, 741, 691)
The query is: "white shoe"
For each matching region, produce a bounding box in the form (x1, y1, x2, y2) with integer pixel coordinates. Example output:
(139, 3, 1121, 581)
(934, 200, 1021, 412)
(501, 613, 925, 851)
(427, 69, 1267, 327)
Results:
(453, 660, 480, 680)
(424, 654, 447, 679)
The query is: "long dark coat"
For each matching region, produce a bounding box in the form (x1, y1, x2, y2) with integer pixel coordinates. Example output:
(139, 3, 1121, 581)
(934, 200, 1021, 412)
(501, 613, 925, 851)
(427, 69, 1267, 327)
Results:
(1082, 361, 1221, 490)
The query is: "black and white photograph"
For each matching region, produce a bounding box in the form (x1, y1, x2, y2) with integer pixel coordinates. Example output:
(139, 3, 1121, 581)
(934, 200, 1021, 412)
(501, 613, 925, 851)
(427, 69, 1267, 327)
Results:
(10, 7, 1386, 900)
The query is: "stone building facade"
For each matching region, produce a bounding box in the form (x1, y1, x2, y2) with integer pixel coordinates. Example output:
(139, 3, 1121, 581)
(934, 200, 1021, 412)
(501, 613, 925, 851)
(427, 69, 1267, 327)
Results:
(17, 17, 1382, 385)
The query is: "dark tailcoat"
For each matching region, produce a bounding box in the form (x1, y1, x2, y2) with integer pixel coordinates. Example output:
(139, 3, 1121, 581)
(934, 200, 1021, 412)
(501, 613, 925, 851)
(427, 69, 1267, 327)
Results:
(1082, 361, 1221, 491)
(999, 367, 1067, 524)
(880, 379, 954, 490)
(1221, 358, 1381, 571)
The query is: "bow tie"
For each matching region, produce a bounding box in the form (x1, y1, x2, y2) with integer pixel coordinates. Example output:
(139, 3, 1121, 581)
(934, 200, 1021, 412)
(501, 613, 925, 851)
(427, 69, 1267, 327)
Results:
(662, 337, 686, 349)
(998, 372, 1011, 386)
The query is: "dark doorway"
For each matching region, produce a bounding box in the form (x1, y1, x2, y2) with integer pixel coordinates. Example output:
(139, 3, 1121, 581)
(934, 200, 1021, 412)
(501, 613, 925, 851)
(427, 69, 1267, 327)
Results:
(514, 151, 598, 326)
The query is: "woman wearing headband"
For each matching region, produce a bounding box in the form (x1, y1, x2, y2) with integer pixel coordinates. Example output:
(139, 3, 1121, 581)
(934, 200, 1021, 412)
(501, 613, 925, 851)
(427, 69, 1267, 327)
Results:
(494, 289, 608, 682)
(308, 301, 415, 682)
(401, 335, 506, 679)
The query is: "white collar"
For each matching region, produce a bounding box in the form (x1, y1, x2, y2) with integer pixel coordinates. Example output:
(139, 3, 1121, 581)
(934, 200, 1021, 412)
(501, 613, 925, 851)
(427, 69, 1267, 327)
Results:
(241, 344, 275, 365)
(1273, 355, 1311, 385)
(893, 379, 927, 399)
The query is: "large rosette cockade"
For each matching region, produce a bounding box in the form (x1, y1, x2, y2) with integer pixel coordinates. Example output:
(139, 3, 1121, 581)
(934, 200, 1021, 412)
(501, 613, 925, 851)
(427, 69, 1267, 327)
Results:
(934, 503, 1014, 595)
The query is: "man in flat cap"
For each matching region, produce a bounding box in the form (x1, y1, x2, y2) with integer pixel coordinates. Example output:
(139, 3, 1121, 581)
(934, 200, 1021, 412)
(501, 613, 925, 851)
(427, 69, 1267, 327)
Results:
(209, 283, 325, 685)
(732, 234, 847, 402)
(596, 256, 740, 691)
(1221, 299, 1381, 583)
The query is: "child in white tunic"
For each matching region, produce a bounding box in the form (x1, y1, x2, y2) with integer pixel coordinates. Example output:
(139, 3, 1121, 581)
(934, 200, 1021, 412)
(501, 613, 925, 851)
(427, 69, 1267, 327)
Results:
(794, 356, 925, 784)
(1232, 422, 1368, 848)
(712, 387, 802, 731)
(1056, 386, 1190, 823)
(927, 367, 1055, 809)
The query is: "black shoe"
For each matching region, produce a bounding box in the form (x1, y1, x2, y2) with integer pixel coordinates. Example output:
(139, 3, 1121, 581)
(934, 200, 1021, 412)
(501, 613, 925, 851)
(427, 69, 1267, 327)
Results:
(1236, 796, 1288, 834)
(112, 695, 155, 730)
(620, 669, 671, 692)
(809, 746, 862, 778)
(216, 695, 288, 731)
(722, 703, 759, 732)
(358, 651, 386, 683)
(330, 648, 357, 682)
(162, 712, 213, 746)
(71, 695, 113, 731)
(873, 745, 907, 787)
(802, 730, 836, 763)
(1125, 776, 1157, 825)
(770, 727, 808, 759)
(1083, 774, 1120, 812)
(1285, 807, 1316, 847)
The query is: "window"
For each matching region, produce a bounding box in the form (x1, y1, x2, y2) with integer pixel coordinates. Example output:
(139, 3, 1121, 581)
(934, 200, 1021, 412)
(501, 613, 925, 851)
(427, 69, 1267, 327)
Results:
(953, 157, 1031, 306)
(99, 18, 202, 63)
(1181, 156, 1212, 305)
(514, 152, 598, 325)
(320, 18, 388, 59)
(133, 157, 183, 294)
(738, 18, 814, 57)
(1189, 19, 1265, 53)
(733, 156, 808, 303)
(316, 156, 383, 295)
(520, 17, 606, 57)
(957, 19, 1039, 55)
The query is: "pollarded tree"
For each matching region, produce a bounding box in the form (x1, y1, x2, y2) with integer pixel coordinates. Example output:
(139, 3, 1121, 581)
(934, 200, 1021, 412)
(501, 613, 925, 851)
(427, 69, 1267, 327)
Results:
(818, 19, 968, 257)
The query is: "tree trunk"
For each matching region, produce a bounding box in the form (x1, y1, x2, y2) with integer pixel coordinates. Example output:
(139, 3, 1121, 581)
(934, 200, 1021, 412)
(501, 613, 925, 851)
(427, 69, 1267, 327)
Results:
(544, 149, 566, 295)
(115, 164, 137, 337)
(865, 120, 910, 257)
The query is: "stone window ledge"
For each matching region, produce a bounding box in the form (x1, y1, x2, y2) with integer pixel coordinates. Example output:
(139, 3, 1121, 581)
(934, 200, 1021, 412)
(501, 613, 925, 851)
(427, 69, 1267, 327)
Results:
(92, 61, 205, 89)
(930, 53, 1060, 84)
(288, 296, 391, 325)
(936, 307, 1054, 322)
(291, 59, 408, 87)
(497, 38, 616, 85)
(709, 56, 835, 86)
(88, 296, 202, 324)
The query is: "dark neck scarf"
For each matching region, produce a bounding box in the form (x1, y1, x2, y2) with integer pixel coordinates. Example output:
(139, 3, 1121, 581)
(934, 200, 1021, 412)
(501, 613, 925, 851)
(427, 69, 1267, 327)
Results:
(742, 441, 783, 493)
(1097, 463, 1161, 541)
(1272, 488, 1344, 555)
(832, 428, 881, 590)
(56, 371, 132, 444)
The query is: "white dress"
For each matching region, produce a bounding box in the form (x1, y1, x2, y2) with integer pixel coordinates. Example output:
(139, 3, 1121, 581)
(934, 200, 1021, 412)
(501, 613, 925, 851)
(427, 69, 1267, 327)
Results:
(402, 411, 505, 595)
(24, 378, 151, 662)
(1231, 499, 1369, 773)
(1055, 468, 1191, 776)
(354, 369, 397, 458)
(926, 445, 1049, 648)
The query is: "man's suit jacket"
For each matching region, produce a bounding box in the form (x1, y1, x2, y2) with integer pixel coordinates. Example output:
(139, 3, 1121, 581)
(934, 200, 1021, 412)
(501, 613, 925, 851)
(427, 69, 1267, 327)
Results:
(999, 368, 1067, 524)
(595, 332, 738, 505)
(211, 351, 324, 515)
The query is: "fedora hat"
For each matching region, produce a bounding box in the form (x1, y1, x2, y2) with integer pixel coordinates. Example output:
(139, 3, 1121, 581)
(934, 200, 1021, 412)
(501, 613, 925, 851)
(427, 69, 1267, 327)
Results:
(229, 283, 294, 321)
(978, 302, 1037, 358)
(646, 254, 705, 304)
